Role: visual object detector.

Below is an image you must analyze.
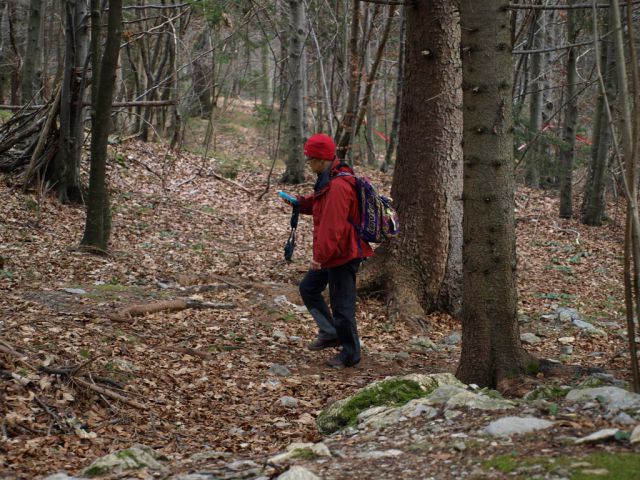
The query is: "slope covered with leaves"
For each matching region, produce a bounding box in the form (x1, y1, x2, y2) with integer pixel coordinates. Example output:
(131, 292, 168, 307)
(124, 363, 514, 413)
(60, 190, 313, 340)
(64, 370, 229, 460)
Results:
(0, 114, 631, 477)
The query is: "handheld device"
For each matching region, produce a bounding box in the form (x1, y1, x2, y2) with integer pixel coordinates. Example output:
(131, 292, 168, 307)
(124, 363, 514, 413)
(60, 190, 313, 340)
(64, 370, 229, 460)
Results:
(277, 190, 299, 205)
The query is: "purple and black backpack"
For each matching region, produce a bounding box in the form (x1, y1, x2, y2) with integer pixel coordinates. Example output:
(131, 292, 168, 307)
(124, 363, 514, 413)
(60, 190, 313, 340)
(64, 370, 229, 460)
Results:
(334, 172, 400, 244)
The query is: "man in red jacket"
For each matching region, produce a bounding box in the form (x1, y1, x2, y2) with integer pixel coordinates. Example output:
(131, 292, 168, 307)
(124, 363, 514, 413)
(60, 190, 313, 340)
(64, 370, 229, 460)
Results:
(293, 134, 374, 368)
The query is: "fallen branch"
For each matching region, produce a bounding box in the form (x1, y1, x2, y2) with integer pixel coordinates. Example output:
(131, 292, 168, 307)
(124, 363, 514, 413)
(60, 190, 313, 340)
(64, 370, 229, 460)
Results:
(73, 377, 146, 410)
(120, 299, 235, 317)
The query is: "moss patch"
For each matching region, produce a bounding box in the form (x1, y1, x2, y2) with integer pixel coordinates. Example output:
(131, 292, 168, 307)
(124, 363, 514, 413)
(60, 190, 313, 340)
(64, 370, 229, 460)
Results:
(484, 452, 640, 479)
(317, 378, 425, 434)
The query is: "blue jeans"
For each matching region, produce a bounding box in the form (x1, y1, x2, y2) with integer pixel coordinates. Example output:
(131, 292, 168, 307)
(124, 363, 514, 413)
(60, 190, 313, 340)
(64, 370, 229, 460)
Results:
(299, 259, 361, 366)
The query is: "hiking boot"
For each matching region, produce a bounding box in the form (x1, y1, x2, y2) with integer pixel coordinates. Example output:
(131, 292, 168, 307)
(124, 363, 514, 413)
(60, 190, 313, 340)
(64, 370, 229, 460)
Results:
(307, 337, 340, 351)
(325, 354, 360, 369)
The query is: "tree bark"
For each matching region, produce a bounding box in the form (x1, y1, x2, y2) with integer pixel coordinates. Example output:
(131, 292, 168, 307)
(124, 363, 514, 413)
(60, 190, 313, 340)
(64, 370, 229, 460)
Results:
(335, 0, 361, 159)
(457, 0, 534, 387)
(21, 0, 43, 104)
(359, 0, 462, 325)
(559, 0, 579, 218)
(582, 6, 617, 226)
(81, 0, 123, 250)
(281, 0, 306, 184)
(51, 0, 89, 204)
(382, 6, 405, 172)
(525, 7, 544, 188)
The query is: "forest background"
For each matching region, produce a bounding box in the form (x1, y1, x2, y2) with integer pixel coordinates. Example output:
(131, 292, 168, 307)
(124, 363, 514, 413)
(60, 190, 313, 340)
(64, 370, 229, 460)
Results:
(1, 0, 640, 478)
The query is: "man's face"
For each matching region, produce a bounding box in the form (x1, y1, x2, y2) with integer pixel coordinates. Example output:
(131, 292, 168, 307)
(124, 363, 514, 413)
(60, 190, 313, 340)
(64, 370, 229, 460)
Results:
(307, 157, 327, 174)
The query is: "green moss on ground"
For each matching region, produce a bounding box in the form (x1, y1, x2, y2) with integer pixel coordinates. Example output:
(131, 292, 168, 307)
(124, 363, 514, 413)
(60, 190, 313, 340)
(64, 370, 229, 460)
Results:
(317, 378, 425, 433)
(484, 452, 640, 479)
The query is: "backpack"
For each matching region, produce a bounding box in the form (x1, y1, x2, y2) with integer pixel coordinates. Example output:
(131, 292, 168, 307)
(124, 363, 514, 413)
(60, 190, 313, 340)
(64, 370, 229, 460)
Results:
(334, 172, 399, 243)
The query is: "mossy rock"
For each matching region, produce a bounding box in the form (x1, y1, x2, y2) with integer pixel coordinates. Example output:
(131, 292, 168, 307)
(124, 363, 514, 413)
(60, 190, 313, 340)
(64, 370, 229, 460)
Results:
(83, 445, 168, 477)
(524, 384, 572, 401)
(317, 373, 462, 434)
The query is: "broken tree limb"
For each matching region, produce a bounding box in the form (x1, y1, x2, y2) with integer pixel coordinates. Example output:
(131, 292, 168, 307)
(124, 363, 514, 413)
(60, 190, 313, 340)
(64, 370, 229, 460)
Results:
(73, 377, 146, 409)
(119, 299, 235, 317)
(23, 86, 62, 185)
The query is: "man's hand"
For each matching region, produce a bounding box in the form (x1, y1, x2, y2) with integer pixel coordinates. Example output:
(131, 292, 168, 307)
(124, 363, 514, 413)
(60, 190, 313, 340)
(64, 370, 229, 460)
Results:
(310, 259, 322, 270)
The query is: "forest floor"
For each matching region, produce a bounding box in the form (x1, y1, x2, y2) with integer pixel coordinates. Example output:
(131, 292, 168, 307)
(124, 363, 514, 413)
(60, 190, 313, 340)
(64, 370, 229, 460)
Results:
(0, 104, 638, 479)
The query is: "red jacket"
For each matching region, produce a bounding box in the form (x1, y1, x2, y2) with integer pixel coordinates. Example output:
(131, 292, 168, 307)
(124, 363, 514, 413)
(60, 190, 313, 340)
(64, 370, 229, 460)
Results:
(298, 160, 374, 268)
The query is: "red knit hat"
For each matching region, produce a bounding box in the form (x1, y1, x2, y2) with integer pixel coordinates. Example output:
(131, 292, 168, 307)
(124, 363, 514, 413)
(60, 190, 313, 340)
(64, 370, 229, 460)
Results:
(304, 134, 336, 161)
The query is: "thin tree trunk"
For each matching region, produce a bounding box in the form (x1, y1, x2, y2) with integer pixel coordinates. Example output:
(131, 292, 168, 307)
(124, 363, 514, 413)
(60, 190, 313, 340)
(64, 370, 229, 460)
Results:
(559, 1, 579, 218)
(281, 0, 306, 184)
(0, 3, 7, 104)
(81, 0, 123, 250)
(51, 0, 89, 204)
(582, 6, 617, 225)
(21, 0, 43, 104)
(382, 6, 405, 172)
(526, 7, 544, 188)
(7, 0, 21, 106)
(335, 0, 360, 159)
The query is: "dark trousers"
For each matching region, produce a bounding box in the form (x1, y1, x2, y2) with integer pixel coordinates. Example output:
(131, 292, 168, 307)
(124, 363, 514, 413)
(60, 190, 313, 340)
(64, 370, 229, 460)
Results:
(299, 259, 361, 366)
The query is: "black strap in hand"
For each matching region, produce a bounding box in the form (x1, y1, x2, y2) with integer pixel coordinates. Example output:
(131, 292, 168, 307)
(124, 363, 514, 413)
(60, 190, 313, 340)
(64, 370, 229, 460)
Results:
(284, 204, 300, 262)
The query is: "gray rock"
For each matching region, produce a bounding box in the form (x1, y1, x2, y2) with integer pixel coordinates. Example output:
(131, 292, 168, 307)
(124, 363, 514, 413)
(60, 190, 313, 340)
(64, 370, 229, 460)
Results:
(612, 412, 636, 425)
(410, 337, 437, 351)
(189, 451, 232, 463)
(171, 475, 215, 480)
(44, 475, 80, 480)
(445, 410, 463, 420)
(560, 345, 573, 355)
(565, 386, 640, 411)
(453, 441, 467, 451)
(227, 460, 260, 471)
(426, 385, 515, 411)
(485, 417, 554, 437)
(394, 352, 410, 360)
(557, 307, 581, 323)
(317, 373, 463, 434)
(280, 396, 298, 408)
(64, 288, 86, 295)
(445, 332, 462, 345)
(268, 442, 331, 464)
(520, 333, 541, 344)
(575, 428, 619, 444)
(273, 330, 287, 340)
(518, 315, 531, 324)
(356, 399, 438, 430)
(631, 424, 640, 444)
(289, 336, 301, 343)
(83, 444, 167, 477)
(356, 449, 403, 459)
(572, 319, 595, 330)
(268, 364, 291, 377)
(277, 466, 320, 480)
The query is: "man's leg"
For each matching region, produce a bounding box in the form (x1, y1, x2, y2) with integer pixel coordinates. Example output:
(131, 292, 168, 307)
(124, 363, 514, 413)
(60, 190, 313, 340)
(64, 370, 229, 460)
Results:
(328, 259, 361, 366)
(299, 268, 338, 347)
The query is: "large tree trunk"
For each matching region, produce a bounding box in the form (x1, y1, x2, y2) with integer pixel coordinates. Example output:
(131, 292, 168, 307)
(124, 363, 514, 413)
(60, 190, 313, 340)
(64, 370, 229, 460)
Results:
(582, 6, 617, 226)
(281, 0, 306, 184)
(457, 0, 534, 387)
(51, 0, 89, 204)
(359, 0, 462, 326)
(559, 1, 579, 219)
(81, 0, 122, 251)
(21, 0, 43, 104)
